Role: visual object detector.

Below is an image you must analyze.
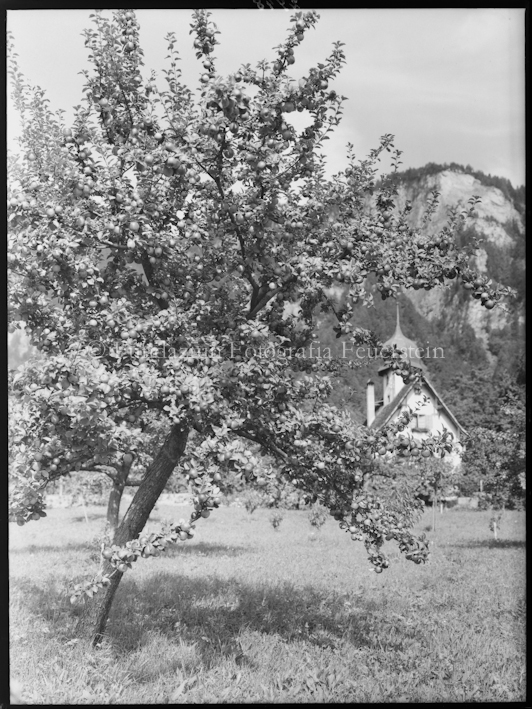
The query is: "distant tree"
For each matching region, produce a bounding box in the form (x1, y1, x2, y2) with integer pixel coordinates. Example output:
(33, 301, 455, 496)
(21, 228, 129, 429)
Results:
(369, 455, 457, 532)
(444, 367, 503, 431)
(7, 9, 514, 646)
(461, 379, 525, 528)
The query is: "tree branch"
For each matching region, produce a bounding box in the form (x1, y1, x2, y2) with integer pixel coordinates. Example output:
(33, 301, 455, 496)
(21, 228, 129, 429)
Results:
(61, 466, 118, 482)
(94, 466, 118, 482)
(236, 427, 289, 462)
(187, 152, 262, 303)
(247, 275, 297, 320)
(99, 239, 129, 251)
(140, 254, 169, 311)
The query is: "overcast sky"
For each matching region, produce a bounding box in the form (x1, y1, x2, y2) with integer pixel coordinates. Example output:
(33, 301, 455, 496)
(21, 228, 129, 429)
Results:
(7, 8, 525, 186)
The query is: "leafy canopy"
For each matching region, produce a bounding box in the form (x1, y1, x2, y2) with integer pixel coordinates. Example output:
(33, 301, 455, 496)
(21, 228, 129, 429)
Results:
(8, 10, 514, 590)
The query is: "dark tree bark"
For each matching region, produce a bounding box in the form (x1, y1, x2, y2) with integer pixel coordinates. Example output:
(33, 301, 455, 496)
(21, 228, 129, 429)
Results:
(106, 461, 131, 533)
(76, 422, 189, 646)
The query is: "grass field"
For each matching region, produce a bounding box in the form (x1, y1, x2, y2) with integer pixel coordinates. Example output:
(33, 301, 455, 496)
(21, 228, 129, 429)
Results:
(9, 502, 526, 703)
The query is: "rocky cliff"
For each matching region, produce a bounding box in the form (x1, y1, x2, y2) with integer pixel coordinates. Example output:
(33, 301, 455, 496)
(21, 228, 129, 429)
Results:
(393, 167, 525, 362)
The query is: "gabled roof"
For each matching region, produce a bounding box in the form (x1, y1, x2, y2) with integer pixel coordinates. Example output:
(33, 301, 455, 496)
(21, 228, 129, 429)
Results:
(368, 375, 467, 435)
(369, 381, 415, 430)
(423, 374, 467, 435)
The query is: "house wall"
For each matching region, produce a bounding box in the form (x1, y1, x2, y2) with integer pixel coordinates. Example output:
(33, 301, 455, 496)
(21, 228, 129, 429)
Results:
(395, 384, 462, 467)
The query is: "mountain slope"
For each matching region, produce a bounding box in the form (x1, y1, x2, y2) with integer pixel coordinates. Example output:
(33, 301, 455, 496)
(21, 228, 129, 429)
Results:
(318, 164, 525, 427)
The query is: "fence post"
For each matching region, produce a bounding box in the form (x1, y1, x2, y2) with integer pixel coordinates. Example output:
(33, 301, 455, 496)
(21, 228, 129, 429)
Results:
(81, 495, 89, 524)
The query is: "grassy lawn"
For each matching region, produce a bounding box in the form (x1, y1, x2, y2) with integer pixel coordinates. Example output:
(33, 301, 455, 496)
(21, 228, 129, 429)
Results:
(9, 503, 526, 703)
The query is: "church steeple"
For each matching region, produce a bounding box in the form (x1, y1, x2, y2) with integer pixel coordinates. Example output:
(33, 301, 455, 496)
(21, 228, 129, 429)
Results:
(380, 304, 426, 372)
(378, 304, 426, 405)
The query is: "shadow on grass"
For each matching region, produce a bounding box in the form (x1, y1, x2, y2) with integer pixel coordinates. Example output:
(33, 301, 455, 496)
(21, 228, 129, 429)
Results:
(114, 573, 393, 657)
(10, 577, 84, 640)
(450, 539, 525, 550)
(10, 541, 98, 554)
(10, 540, 245, 557)
(71, 512, 163, 524)
(33, 509, 163, 525)
(165, 541, 247, 557)
(70, 512, 107, 523)
(11, 570, 390, 663)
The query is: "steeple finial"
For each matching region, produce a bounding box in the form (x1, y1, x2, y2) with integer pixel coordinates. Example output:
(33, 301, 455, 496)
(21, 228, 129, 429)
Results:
(393, 302, 403, 338)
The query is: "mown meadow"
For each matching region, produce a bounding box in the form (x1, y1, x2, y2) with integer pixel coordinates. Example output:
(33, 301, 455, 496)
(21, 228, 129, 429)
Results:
(9, 503, 525, 703)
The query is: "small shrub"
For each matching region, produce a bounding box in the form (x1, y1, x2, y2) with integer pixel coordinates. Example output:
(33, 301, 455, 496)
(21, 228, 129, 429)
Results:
(241, 489, 265, 515)
(308, 502, 328, 532)
(269, 510, 284, 530)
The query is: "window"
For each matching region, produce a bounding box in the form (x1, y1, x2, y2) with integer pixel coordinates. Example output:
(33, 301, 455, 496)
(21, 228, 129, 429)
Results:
(412, 414, 431, 431)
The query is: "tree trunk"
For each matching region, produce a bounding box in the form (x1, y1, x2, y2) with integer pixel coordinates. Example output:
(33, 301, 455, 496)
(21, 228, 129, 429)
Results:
(106, 482, 125, 533)
(106, 460, 131, 533)
(76, 422, 189, 646)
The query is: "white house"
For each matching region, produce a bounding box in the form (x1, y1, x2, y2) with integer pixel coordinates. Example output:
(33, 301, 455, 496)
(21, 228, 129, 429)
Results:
(365, 307, 465, 467)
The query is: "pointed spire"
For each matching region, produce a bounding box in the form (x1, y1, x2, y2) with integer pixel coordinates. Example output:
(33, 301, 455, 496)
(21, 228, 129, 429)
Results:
(380, 301, 427, 372)
(393, 302, 403, 339)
